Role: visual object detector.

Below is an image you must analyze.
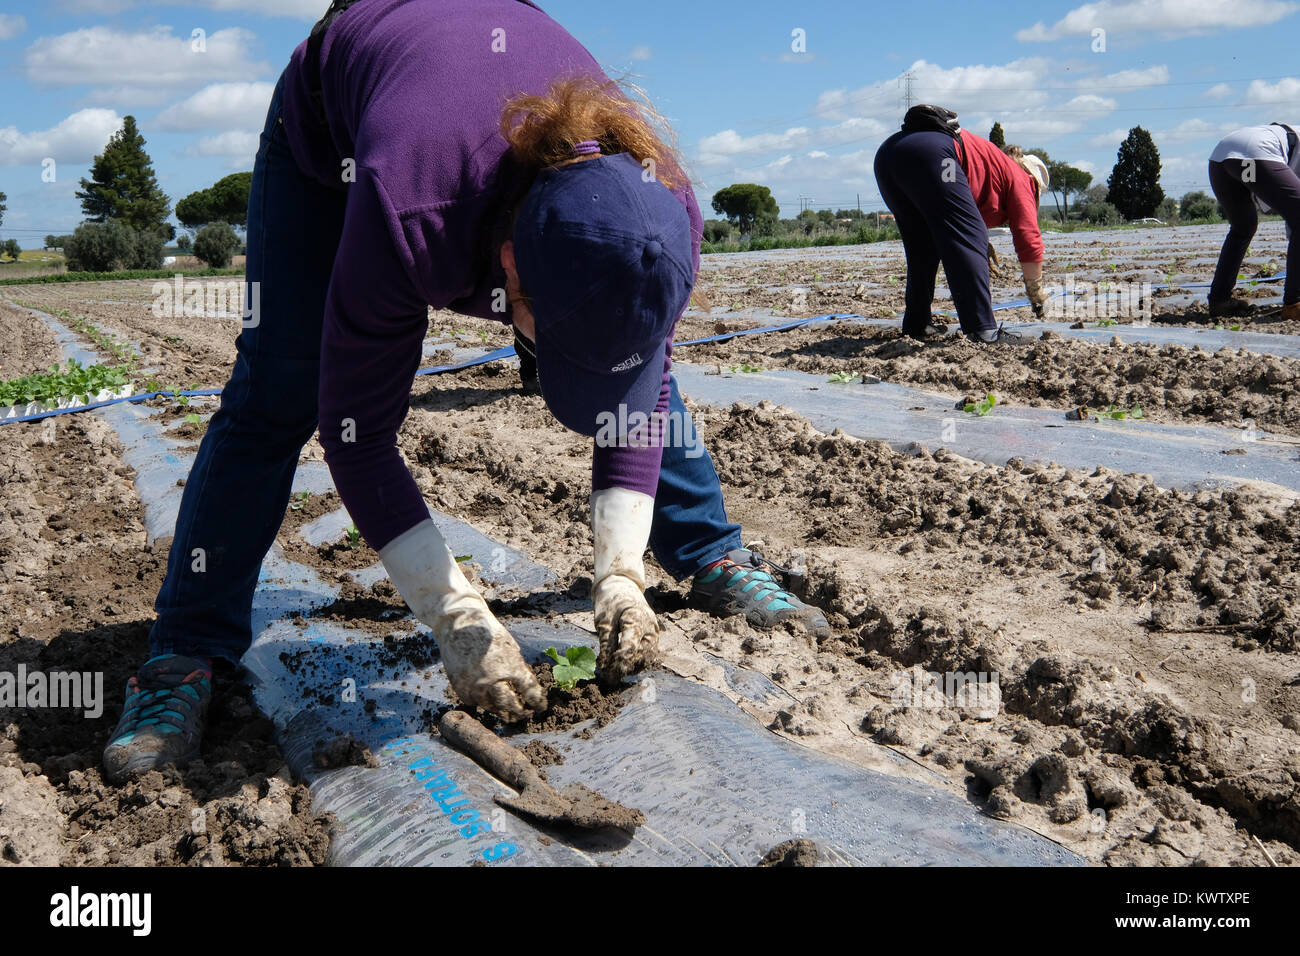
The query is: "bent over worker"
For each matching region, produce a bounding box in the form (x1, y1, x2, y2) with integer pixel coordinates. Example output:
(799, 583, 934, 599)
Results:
(103, 0, 828, 783)
(873, 106, 1049, 344)
(1206, 123, 1300, 321)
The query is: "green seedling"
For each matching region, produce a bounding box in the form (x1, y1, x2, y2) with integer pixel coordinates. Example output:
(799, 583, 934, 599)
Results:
(290, 491, 311, 511)
(728, 363, 762, 374)
(545, 645, 597, 691)
(344, 523, 362, 549)
(1094, 318, 1119, 328)
(827, 371, 877, 384)
(478, 329, 490, 343)
(183, 413, 201, 425)
(962, 392, 997, 416)
(454, 554, 473, 563)
(1098, 403, 1144, 420)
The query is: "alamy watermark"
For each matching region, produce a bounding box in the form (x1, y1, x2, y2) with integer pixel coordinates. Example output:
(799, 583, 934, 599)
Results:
(890, 666, 1001, 718)
(1042, 277, 1151, 324)
(0, 665, 103, 718)
(152, 274, 260, 328)
(594, 404, 704, 459)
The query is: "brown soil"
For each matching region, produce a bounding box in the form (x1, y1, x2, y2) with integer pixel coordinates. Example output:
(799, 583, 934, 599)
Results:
(312, 733, 379, 770)
(0, 304, 332, 866)
(758, 838, 820, 866)
(5, 228, 1298, 868)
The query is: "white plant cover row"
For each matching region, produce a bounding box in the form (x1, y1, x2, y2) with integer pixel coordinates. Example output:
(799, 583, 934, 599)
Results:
(0, 382, 137, 421)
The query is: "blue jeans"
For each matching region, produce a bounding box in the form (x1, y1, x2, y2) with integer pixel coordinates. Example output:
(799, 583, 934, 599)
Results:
(149, 74, 740, 663)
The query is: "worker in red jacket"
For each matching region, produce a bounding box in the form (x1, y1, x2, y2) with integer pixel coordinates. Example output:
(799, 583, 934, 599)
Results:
(874, 107, 1049, 344)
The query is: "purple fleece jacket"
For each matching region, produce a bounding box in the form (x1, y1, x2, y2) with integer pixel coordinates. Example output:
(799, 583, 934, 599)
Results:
(280, 0, 702, 551)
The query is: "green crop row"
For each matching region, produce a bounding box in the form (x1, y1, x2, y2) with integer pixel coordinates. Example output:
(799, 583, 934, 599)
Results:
(0, 359, 132, 408)
(0, 267, 243, 287)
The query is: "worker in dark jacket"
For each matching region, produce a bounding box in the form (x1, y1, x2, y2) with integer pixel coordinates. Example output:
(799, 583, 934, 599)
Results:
(102, 0, 829, 784)
(874, 108, 1049, 344)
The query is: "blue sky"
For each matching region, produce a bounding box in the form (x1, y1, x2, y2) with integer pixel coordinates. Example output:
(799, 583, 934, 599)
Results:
(2, 0, 1298, 246)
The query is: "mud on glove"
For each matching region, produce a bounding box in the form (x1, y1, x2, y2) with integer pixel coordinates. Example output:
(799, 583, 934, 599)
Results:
(380, 519, 545, 720)
(590, 487, 659, 681)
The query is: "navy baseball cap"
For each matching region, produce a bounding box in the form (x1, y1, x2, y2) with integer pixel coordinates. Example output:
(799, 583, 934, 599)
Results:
(513, 152, 694, 438)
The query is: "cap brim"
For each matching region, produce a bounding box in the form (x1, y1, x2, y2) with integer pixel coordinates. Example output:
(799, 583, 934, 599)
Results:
(535, 334, 668, 440)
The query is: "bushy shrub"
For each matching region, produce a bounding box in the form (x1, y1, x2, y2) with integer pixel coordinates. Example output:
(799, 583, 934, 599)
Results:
(63, 221, 163, 271)
(1179, 190, 1217, 221)
(192, 221, 240, 268)
(2, 239, 20, 261)
(1084, 202, 1121, 225)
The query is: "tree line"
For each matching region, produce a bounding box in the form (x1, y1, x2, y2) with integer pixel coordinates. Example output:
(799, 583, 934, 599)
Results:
(707, 124, 1223, 249)
(6, 116, 253, 273)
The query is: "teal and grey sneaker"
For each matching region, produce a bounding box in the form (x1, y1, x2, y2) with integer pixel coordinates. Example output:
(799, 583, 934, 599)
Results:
(102, 654, 212, 784)
(691, 549, 830, 638)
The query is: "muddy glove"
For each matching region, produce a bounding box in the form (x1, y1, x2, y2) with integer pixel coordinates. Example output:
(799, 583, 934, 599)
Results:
(1023, 275, 1049, 318)
(590, 487, 659, 681)
(380, 519, 545, 721)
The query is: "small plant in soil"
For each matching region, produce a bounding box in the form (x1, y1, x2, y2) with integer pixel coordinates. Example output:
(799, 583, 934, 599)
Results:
(962, 392, 997, 416)
(344, 523, 362, 549)
(1098, 403, 1144, 420)
(827, 371, 871, 384)
(727, 363, 762, 374)
(290, 491, 311, 511)
(454, 554, 472, 563)
(1094, 317, 1119, 328)
(545, 646, 597, 691)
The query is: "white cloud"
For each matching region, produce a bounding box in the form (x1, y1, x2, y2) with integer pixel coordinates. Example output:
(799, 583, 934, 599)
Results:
(815, 58, 1052, 121)
(1083, 66, 1170, 90)
(184, 130, 260, 169)
(1152, 118, 1236, 145)
(57, 0, 323, 17)
(25, 26, 269, 88)
(1062, 94, 1118, 113)
(0, 14, 26, 40)
(156, 81, 274, 131)
(0, 109, 123, 166)
(696, 117, 886, 166)
(628, 45, 652, 62)
(1017, 0, 1298, 41)
(1245, 76, 1300, 104)
(1205, 83, 1234, 100)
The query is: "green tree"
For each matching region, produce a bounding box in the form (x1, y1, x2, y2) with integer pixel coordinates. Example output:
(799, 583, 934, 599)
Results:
(76, 116, 171, 234)
(192, 221, 241, 268)
(63, 221, 163, 271)
(1157, 196, 1179, 222)
(2, 239, 20, 262)
(988, 122, 1006, 147)
(175, 233, 193, 251)
(1085, 202, 1121, 226)
(0, 191, 6, 230)
(702, 219, 732, 243)
(711, 183, 779, 236)
(1026, 150, 1093, 222)
(175, 171, 253, 229)
(1106, 127, 1164, 221)
(795, 209, 819, 235)
(1179, 190, 1216, 220)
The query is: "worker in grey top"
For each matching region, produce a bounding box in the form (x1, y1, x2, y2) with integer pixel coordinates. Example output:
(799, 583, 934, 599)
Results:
(1207, 123, 1299, 319)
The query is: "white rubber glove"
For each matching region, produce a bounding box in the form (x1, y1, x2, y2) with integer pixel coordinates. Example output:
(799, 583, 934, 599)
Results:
(590, 488, 659, 680)
(380, 519, 545, 721)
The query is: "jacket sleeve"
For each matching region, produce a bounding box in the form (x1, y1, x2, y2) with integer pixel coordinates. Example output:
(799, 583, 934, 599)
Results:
(1006, 172, 1045, 264)
(317, 167, 433, 551)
